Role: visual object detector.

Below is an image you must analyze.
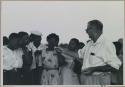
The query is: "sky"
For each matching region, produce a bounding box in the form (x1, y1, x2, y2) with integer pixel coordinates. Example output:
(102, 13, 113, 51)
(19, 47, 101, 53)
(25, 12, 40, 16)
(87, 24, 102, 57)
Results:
(1, 1, 124, 44)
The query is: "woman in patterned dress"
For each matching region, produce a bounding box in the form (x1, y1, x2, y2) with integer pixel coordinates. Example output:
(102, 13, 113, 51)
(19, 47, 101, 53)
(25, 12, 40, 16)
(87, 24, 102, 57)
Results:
(40, 33, 66, 85)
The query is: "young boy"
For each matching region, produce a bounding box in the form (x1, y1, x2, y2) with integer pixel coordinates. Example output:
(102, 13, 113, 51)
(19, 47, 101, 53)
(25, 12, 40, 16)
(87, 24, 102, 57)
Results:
(3, 33, 19, 85)
(27, 31, 45, 85)
(18, 31, 33, 85)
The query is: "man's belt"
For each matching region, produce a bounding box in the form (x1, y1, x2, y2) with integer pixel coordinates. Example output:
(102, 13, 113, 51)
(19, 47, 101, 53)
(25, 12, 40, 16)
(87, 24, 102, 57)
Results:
(3, 68, 22, 72)
(3, 69, 17, 72)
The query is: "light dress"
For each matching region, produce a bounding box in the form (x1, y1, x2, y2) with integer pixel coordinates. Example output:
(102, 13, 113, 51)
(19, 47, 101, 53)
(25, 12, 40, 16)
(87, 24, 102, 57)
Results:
(40, 49, 61, 85)
(61, 49, 80, 85)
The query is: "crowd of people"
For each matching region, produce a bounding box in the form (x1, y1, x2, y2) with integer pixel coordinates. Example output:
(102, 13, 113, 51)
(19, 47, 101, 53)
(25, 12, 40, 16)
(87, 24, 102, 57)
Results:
(3, 20, 123, 85)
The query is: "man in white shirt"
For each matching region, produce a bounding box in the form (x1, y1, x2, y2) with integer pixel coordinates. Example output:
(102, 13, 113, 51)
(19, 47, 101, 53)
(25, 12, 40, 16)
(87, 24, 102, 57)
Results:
(3, 33, 20, 85)
(78, 20, 121, 85)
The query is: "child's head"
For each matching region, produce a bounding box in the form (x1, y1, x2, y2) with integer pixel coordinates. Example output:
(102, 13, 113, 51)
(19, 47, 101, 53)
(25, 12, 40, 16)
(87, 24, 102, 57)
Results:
(8, 33, 19, 50)
(68, 38, 79, 51)
(47, 33, 59, 47)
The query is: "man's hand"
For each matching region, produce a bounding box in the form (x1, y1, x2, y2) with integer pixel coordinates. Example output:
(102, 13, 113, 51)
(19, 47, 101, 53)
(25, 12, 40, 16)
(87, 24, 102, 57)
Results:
(82, 67, 95, 75)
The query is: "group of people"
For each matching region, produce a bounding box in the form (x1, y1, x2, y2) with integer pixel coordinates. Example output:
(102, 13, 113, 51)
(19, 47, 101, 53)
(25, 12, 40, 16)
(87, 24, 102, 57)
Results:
(3, 20, 123, 85)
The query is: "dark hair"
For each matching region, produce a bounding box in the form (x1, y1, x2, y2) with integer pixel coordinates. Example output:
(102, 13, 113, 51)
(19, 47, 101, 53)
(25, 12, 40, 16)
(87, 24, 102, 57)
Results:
(88, 20, 103, 32)
(18, 31, 28, 38)
(70, 38, 79, 45)
(9, 33, 19, 40)
(3, 36, 9, 45)
(47, 33, 59, 42)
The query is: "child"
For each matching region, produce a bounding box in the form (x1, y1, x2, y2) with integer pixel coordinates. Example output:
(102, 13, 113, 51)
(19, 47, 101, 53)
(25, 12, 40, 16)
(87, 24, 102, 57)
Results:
(27, 31, 44, 85)
(3, 33, 19, 85)
(59, 38, 80, 85)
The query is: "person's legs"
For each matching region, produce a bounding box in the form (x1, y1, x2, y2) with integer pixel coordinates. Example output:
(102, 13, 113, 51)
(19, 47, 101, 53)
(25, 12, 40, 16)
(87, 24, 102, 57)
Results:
(37, 67, 43, 84)
(117, 70, 123, 85)
(80, 73, 99, 85)
(80, 73, 89, 85)
(31, 68, 42, 85)
(98, 72, 111, 85)
(61, 67, 73, 85)
(80, 72, 111, 85)
(111, 72, 117, 85)
(23, 71, 32, 85)
(8, 70, 18, 85)
(16, 68, 24, 85)
(3, 71, 8, 85)
(77, 74, 81, 84)
(31, 69, 36, 85)
(27, 71, 32, 85)
(34, 68, 40, 85)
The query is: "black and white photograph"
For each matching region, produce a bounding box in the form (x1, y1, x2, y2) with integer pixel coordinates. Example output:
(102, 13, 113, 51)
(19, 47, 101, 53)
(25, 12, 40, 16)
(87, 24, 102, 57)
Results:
(1, 0, 124, 85)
